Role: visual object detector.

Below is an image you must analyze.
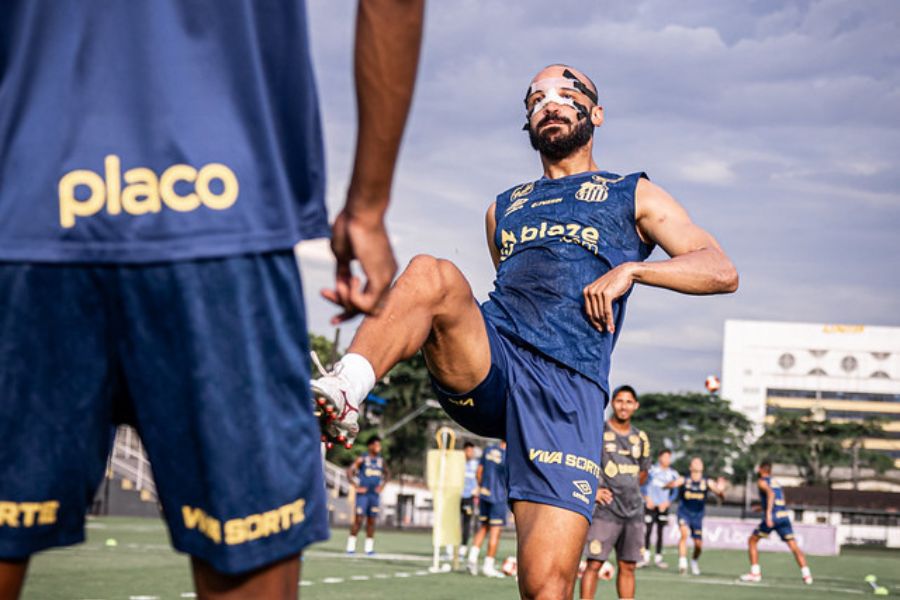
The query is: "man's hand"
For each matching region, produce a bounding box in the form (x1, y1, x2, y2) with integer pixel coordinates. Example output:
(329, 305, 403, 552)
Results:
(596, 488, 613, 505)
(766, 513, 774, 528)
(321, 0, 423, 324)
(358, 486, 368, 494)
(322, 207, 397, 324)
(375, 484, 384, 494)
(583, 263, 636, 333)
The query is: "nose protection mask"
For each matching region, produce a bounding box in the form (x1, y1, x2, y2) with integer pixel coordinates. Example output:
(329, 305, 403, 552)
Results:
(523, 69, 598, 130)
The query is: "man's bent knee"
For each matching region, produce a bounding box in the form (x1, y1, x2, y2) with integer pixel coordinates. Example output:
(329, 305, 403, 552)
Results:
(401, 255, 469, 307)
(520, 571, 573, 600)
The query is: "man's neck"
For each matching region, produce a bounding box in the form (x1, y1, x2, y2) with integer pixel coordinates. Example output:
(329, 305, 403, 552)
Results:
(690, 471, 703, 480)
(540, 146, 598, 179)
(608, 417, 631, 434)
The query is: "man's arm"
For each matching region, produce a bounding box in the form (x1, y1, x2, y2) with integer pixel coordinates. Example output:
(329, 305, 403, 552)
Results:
(664, 476, 685, 489)
(346, 457, 363, 480)
(582, 178, 739, 332)
(323, 0, 425, 323)
(485, 202, 500, 269)
(709, 477, 727, 500)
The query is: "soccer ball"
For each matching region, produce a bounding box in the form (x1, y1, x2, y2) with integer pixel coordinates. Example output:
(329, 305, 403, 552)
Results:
(704, 375, 720, 394)
(502, 556, 518, 577)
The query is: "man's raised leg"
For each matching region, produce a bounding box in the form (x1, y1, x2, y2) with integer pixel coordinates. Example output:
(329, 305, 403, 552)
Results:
(315, 255, 491, 441)
(514, 502, 588, 600)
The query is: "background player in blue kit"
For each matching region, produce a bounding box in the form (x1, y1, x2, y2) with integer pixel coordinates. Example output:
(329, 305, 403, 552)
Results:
(0, 1, 423, 598)
(666, 457, 726, 576)
(640, 448, 679, 569)
(740, 461, 813, 585)
(466, 441, 508, 578)
(346, 436, 388, 556)
(312, 63, 739, 599)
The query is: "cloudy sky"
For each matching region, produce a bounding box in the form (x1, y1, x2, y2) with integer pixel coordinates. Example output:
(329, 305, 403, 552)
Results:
(298, 0, 900, 394)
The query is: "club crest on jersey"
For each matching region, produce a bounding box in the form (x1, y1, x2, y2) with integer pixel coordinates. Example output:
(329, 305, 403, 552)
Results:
(510, 182, 534, 200)
(574, 180, 608, 203)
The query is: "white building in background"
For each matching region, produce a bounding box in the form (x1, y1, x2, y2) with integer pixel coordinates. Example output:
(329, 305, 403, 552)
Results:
(721, 320, 900, 467)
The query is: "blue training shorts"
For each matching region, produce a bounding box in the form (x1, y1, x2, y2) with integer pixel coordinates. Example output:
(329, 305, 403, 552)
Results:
(753, 517, 795, 541)
(677, 509, 704, 540)
(478, 499, 507, 527)
(0, 251, 328, 574)
(432, 312, 607, 522)
(355, 492, 381, 519)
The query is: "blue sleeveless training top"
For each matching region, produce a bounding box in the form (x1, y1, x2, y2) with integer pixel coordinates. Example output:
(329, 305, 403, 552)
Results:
(481, 171, 653, 393)
(358, 455, 384, 490)
(679, 476, 712, 516)
(0, 0, 327, 262)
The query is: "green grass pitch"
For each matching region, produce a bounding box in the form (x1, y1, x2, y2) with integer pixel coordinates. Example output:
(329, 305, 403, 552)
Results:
(21, 516, 900, 599)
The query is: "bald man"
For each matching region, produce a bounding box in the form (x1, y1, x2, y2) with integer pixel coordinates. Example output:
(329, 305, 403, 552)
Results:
(313, 64, 738, 599)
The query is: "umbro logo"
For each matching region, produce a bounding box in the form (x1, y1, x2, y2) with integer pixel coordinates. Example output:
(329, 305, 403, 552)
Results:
(572, 480, 593, 504)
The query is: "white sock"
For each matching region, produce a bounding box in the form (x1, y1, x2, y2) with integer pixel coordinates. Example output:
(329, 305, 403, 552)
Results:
(483, 556, 495, 571)
(801, 566, 811, 577)
(459, 544, 468, 557)
(364, 537, 375, 553)
(337, 353, 376, 401)
(678, 556, 687, 568)
(468, 546, 480, 563)
(690, 559, 699, 567)
(751, 564, 761, 575)
(655, 553, 663, 562)
(346, 535, 357, 552)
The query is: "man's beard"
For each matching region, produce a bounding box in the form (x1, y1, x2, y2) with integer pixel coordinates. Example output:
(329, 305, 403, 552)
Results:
(528, 115, 593, 160)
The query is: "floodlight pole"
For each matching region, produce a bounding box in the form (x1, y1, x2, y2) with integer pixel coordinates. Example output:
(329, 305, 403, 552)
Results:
(380, 399, 442, 439)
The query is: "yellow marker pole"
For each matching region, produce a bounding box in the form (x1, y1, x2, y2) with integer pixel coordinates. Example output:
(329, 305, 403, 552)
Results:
(427, 427, 464, 572)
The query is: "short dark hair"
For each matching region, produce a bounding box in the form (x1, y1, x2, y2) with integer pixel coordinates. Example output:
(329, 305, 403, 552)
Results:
(657, 448, 671, 458)
(612, 385, 638, 401)
(759, 460, 772, 470)
(367, 435, 382, 445)
(463, 441, 475, 449)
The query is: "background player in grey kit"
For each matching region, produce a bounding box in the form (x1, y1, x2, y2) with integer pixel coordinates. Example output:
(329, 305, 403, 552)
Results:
(580, 386, 651, 600)
(311, 63, 738, 599)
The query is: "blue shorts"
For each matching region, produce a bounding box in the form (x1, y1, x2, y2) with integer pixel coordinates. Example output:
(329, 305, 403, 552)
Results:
(677, 510, 704, 540)
(753, 517, 795, 541)
(0, 252, 328, 574)
(355, 492, 381, 519)
(432, 312, 607, 522)
(479, 499, 507, 527)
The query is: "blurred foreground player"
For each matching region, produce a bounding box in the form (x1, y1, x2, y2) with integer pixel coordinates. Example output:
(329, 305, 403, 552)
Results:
(467, 441, 507, 578)
(346, 436, 388, 556)
(312, 64, 739, 599)
(580, 386, 650, 600)
(740, 462, 812, 585)
(0, 1, 423, 598)
(665, 457, 726, 575)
